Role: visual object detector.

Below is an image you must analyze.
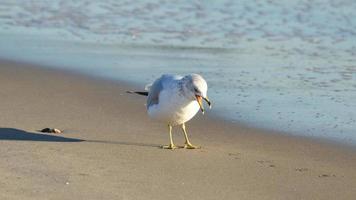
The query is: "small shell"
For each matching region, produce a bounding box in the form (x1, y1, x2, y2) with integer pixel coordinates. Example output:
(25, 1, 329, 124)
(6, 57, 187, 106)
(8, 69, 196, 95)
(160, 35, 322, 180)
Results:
(53, 128, 62, 134)
(40, 128, 62, 134)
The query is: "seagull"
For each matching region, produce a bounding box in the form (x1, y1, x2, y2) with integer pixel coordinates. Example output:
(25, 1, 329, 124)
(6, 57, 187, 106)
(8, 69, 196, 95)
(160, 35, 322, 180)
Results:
(129, 74, 211, 149)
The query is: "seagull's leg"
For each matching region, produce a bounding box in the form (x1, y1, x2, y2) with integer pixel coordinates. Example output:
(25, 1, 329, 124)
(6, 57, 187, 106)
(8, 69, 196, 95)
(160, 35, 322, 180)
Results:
(181, 123, 200, 149)
(162, 124, 178, 149)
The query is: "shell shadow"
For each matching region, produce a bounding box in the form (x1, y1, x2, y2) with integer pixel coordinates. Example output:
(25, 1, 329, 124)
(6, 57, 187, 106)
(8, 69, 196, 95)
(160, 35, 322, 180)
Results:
(0, 128, 84, 142)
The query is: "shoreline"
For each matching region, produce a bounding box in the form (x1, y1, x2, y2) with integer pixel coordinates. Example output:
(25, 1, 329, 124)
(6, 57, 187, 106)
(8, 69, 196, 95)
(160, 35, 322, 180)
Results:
(1, 30, 355, 145)
(2, 57, 355, 150)
(1, 59, 355, 199)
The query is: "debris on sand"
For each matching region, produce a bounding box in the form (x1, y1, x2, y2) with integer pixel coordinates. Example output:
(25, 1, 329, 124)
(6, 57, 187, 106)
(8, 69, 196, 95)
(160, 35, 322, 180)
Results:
(40, 128, 62, 134)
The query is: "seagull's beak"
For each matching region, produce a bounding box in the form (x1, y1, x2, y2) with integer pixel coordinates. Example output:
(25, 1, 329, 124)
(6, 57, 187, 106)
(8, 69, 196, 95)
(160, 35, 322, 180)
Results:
(203, 96, 212, 109)
(195, 95, 204, 114)
(195, 95, 212, 114)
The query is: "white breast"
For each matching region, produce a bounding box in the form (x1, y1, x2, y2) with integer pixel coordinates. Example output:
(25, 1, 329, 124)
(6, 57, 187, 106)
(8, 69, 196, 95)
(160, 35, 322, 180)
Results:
(147, 87, 200, 126)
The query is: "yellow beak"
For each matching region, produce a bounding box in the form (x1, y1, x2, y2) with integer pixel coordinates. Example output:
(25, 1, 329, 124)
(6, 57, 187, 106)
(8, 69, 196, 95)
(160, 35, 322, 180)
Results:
(196, 95, 204, 114)
(195, 95, 211, 114)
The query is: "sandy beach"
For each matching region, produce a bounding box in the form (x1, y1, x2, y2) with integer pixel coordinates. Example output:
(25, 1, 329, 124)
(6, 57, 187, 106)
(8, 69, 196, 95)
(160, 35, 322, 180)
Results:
(0, 60, 355, 200)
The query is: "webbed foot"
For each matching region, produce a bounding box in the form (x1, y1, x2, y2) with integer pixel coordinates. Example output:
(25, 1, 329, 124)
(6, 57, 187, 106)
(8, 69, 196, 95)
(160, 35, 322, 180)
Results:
(183, 143, 201, 149)
(161, 144, 179, 150)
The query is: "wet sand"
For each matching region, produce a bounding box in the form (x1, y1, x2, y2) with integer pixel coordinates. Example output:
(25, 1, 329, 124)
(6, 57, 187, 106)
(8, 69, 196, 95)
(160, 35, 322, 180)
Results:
(0, 60, 355, 200)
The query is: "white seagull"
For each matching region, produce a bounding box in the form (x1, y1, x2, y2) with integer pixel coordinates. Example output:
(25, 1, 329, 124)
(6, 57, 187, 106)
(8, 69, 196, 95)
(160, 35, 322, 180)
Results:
(130, 74, 211, 149)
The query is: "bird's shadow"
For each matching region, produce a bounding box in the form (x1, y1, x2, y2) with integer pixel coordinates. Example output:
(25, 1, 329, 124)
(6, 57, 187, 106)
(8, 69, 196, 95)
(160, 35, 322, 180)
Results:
(0, 128, 84, 142)
(85, 139, 161, 148)
(0, 128, 161, 148)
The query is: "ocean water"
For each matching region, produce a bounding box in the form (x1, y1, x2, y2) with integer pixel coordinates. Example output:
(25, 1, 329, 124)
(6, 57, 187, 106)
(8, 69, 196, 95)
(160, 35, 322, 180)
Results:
(0, 0, 355, 144)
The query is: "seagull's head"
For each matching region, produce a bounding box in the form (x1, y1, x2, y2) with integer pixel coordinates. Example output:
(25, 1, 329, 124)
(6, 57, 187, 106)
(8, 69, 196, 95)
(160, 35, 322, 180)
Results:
(183, 74, 211, 114)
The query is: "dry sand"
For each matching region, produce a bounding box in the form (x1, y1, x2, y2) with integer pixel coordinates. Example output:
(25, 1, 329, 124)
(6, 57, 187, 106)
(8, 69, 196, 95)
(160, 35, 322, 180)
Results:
(0, 60, 355, 200)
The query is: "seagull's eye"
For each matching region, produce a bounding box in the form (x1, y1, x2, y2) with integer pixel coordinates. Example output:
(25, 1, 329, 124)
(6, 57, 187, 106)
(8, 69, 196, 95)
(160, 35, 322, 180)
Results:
(194, 87, 199, 93)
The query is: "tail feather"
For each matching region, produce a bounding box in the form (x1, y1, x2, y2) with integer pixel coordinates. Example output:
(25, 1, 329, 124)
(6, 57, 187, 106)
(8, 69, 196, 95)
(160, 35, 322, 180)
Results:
(144, 83, 152, 91)
(126, 91, 149, 96)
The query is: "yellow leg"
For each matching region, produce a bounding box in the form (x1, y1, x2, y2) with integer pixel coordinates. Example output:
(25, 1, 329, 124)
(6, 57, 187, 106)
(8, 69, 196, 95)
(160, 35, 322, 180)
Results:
(162, 124, 178, 150)
(181, 123, 200, 149)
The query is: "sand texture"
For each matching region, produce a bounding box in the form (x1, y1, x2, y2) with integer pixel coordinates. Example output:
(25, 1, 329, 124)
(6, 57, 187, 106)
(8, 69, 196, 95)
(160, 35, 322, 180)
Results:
(0, 60, 355, 200)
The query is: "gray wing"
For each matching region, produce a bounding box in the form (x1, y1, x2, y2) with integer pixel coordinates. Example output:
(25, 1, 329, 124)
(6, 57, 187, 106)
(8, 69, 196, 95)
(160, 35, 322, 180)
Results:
(146, 74, 181, 109)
